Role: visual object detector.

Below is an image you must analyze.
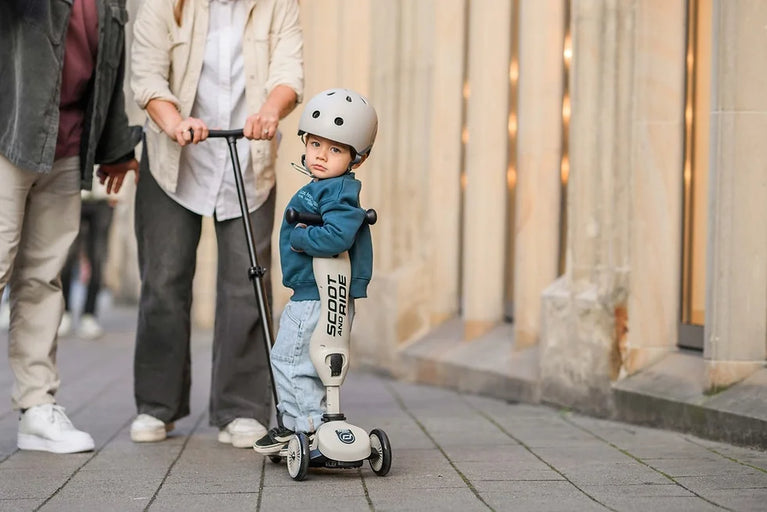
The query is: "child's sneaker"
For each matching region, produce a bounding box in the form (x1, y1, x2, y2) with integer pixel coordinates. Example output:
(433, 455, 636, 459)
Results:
(253, 426, 295, 454)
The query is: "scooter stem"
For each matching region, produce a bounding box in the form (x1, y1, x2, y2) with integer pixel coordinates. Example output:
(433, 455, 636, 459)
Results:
(207, 129, 281, 424)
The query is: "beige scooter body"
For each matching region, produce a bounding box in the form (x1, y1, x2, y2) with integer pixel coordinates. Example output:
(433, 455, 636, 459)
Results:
(309, 252, 372, 462)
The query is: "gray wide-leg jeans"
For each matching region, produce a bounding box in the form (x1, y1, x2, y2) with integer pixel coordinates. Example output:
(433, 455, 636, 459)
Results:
(133, 154, 274, 428)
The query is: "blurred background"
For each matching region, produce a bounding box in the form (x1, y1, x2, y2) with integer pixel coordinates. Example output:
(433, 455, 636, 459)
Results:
(108, 0, 766, 443)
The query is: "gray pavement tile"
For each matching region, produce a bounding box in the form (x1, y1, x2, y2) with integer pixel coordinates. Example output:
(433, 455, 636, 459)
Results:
(529, 443, 639, 467)
(581, 482, 695, 498)
(675, 471, 767, 491)
(507, 427, 608, 448)
(143, 493, 259, 512)
(366, 487, 493, 512)
(0, 451, 90, 471)
(642, 457, 757, 478)
(0, 422, 18, 461)
(355, 449, 467, 489)
(260, 493, 371, 511)
(38, 469, 167, 511)
(690, 439, 767, 470)
(479, 481, 610, 512)
(559, 461, 672, 487)
(456, 459, 563, 484)
(0, 469, 70, 500)
(0, 499, 40, 512)
(363, 424, 433, 451)
(443, 444, 532, 464)
(81, 439, 190, 471)
(593, 495, 724, 512)
(701, 487, 767, 512)
(262, 462, 370, 488)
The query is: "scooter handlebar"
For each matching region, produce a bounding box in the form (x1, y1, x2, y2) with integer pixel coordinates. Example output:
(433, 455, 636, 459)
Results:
(206, 129, 244, 139)
(285, 208, 377, 226)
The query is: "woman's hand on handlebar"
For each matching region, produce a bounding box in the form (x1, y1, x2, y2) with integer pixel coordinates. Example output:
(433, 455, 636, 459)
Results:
(171, 117, 209, 146)
(244, 107, 279, 141)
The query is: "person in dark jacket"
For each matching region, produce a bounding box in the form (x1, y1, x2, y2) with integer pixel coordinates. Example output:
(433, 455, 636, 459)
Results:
(254, 88, 376, 454)
(0, 0, 141, 453)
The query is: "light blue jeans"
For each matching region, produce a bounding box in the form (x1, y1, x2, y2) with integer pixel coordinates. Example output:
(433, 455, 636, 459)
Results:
(272, 299, 354, 433)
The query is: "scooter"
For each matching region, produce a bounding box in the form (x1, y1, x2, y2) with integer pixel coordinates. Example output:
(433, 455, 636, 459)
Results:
(207, 129, 392, 481)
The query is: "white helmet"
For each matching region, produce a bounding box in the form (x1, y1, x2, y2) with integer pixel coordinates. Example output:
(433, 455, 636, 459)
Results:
(298, 88, 378, 163)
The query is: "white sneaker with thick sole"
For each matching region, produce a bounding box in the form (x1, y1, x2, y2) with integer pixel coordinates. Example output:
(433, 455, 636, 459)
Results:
(218, 418, 267, 448)
(0, 302, 9, 330)
(57, 312, 72, 337)
(130, 414, 174, 443)
(17, 404, 95, 453)
(77, 314, 104, 340)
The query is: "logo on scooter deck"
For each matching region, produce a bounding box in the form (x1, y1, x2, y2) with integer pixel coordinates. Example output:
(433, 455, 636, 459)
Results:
(336, 428, 355, 444)
(326, 274, 348, 337)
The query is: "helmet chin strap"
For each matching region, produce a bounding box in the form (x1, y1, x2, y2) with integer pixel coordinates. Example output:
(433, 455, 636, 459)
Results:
(291, 155, 314, 178)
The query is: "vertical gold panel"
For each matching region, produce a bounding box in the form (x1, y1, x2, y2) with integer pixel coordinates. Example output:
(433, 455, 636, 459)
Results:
(682, 0, 710, 327)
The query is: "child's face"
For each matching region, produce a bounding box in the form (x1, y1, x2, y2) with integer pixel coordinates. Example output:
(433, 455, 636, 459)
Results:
(304, 134, 353, 179)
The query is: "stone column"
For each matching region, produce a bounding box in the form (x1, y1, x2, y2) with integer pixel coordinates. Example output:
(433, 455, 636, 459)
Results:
(349, 0, 438, 371)
(427, 0, 466, 327)
(462, 0, 512, 340)
(513, 0, 565, 350)
(539, 0, 634, 414)
(622, 0, 687, 375)
(704, 0, 767, 389)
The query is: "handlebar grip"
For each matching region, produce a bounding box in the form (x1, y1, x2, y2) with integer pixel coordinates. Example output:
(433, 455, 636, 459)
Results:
(208, 129, 244, 138)
(285, 209, 322, 225)
(188, 129, 244, 139)
(285, 208, 377, 226)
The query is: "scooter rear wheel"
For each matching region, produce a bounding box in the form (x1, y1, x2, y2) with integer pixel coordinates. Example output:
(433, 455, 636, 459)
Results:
(286, 433, 309, 481)
(368, 429, 392, 476)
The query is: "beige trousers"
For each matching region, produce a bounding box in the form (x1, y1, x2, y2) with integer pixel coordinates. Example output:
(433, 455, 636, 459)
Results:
(0, 153, 81, 409)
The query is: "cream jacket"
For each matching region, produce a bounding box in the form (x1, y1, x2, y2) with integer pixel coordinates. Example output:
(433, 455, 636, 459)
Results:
(131, 0, 304, 194)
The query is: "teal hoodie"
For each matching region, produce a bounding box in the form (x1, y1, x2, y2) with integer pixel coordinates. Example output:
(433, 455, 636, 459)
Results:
(280, 172, 373, 300)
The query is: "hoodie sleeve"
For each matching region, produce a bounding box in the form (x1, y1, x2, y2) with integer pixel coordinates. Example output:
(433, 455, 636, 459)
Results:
(289, 178, 365, 258)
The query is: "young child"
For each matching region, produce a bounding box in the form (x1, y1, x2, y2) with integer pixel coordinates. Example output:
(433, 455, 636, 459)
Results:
(253, 88, 377, 454)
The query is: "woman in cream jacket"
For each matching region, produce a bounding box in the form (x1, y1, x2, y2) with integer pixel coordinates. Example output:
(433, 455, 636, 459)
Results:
(130, 0, 303, 447)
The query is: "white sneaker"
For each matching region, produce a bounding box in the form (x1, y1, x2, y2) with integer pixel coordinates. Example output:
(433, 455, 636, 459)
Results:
(58, 312, 72, 337)
(218, 418, 267, 448)
(0, 302, 9, 330)
(77, 314, 104, 340)
(17, 404, 95, 453)
(130, 414, 174, 443)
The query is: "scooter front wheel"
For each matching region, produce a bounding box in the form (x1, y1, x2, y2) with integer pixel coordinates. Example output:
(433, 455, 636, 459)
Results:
(368, 429, 392, 476)
(286, 433, 310, 481)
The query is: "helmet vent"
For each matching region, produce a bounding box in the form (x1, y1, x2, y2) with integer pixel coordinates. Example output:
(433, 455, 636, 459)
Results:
(312, 110, 320, 118)
(346, 95, 352, 102)
(327, 91, 336, 96)
(334, 117, 344, 126)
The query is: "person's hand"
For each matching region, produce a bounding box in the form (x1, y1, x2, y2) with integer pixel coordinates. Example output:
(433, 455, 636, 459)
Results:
(170, 117, 208, 146)
(289, 223, 307, 252)
(97, 158, 139, 195)
(243, 105, 280, 141)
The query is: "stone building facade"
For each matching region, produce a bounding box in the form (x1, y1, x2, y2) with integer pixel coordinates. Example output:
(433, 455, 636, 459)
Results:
(115, 0, 767, 446)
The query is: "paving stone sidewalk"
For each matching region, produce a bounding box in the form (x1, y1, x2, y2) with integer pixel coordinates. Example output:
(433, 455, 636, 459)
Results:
(1, 303, 766, 511)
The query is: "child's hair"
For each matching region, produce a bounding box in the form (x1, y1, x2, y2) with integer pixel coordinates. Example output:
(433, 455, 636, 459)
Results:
(174, 0, 186, 26)
(297, 89, 378, 165)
